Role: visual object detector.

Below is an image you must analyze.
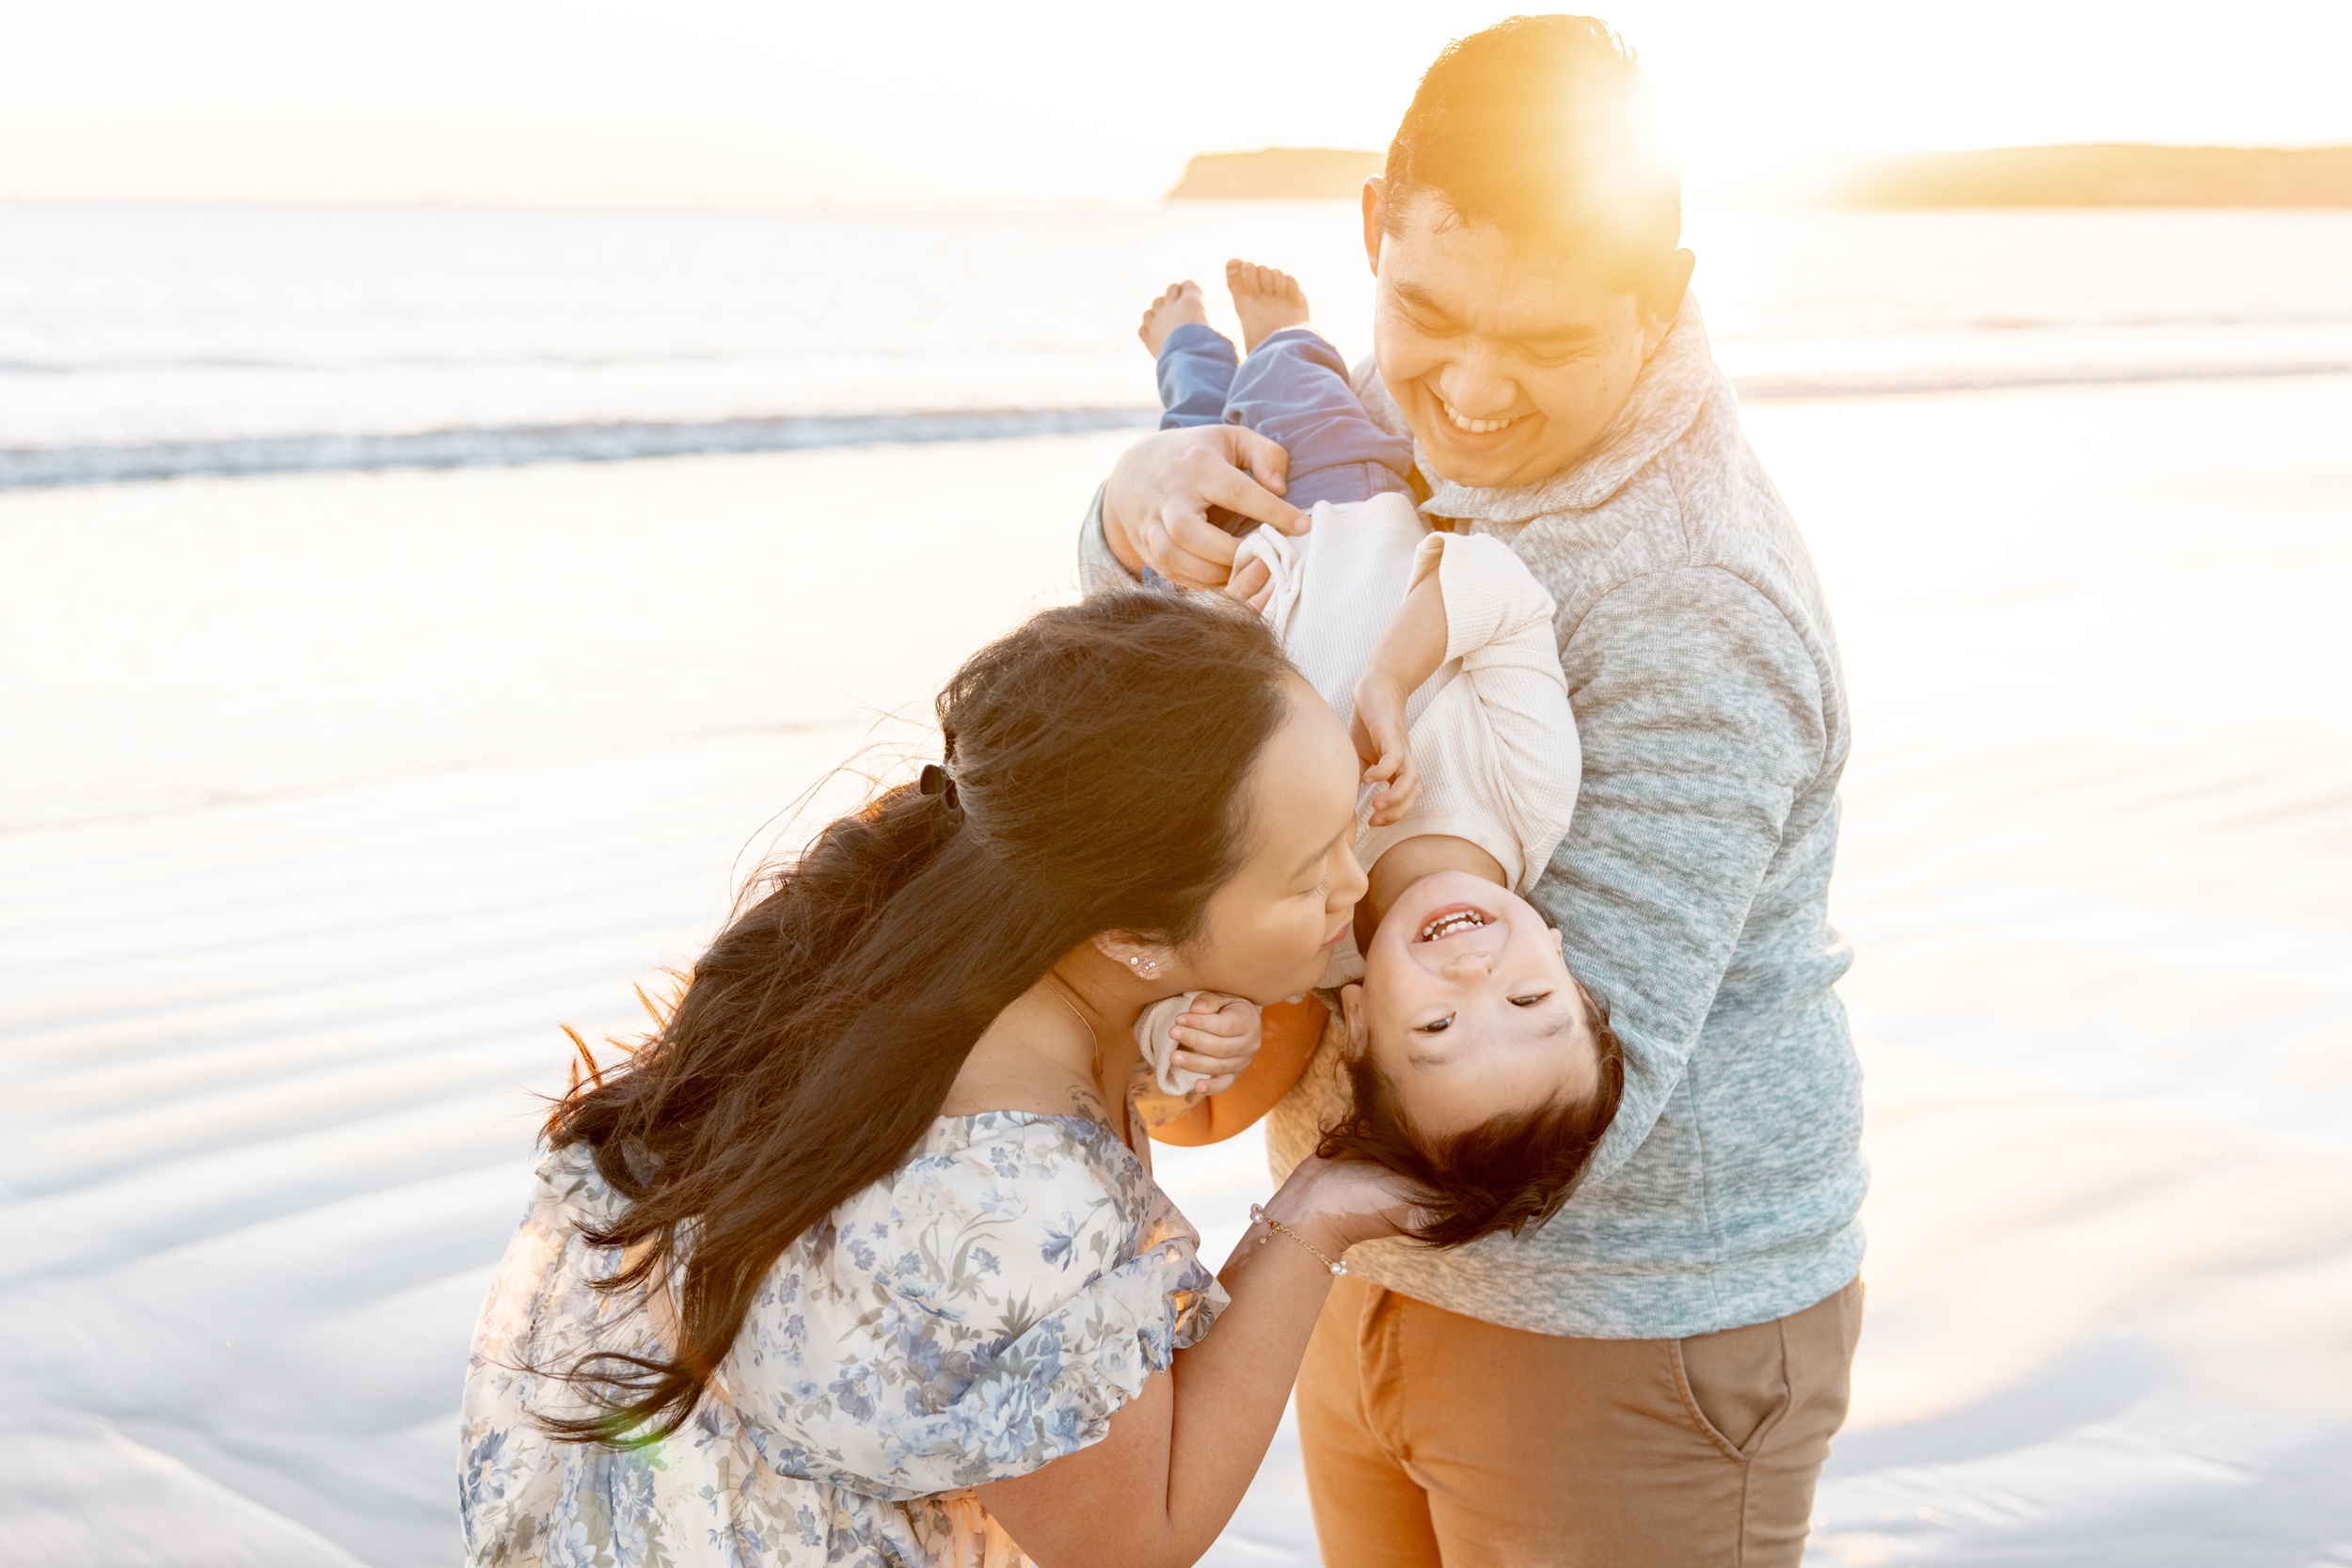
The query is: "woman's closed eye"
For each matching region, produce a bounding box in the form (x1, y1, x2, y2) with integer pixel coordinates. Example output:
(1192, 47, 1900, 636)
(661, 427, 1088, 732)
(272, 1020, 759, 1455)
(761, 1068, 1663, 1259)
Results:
(1511, 990, 1552, 1007)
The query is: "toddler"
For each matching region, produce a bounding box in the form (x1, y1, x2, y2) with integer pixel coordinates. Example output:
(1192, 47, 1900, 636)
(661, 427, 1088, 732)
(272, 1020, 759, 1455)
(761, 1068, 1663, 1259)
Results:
(1134, 263, 1625, 1246)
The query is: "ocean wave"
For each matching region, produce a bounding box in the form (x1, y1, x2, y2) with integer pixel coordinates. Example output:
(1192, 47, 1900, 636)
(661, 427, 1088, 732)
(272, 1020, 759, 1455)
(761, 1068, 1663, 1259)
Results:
(0, 406, 1161, 489)
(4, 358, 2348, 490)
(0, 349, 763, 375)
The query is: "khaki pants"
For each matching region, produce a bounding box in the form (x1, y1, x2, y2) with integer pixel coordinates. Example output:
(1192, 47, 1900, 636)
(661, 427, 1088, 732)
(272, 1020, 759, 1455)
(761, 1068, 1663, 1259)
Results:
(1295, 1275, 1863, 1567)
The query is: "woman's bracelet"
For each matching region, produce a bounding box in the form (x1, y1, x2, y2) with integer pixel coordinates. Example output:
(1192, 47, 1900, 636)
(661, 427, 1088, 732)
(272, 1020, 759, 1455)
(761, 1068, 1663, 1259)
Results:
(1250, 1203, 1347, 1276)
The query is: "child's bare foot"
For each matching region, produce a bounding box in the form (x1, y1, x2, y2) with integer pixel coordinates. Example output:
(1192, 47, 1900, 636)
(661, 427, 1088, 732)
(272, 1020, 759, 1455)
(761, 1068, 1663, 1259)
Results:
(1227, 260, 1311, 353)
(1139, 280, 1210, 357)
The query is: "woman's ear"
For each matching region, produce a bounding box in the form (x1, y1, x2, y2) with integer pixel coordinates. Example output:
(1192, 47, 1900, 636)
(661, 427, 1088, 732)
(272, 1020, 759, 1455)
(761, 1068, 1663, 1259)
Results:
(1339, 983, 1370, 1062)
(1092, 931, 1174, 983)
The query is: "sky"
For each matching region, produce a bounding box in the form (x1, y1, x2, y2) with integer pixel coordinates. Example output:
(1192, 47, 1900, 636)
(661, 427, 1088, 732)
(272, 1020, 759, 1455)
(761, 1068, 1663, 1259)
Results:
(2, 0, 2347, 207)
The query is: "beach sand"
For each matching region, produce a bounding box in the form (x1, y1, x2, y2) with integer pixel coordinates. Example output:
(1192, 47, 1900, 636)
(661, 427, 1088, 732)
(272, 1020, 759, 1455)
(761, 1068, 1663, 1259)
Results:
(4, 380, 2348, 1565)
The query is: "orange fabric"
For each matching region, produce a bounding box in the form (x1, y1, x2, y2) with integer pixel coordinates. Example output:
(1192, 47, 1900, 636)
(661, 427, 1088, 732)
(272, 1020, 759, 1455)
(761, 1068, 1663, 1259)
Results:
(1295, 1275, 1863, 1567)
(1147, 996, 1329, 1147)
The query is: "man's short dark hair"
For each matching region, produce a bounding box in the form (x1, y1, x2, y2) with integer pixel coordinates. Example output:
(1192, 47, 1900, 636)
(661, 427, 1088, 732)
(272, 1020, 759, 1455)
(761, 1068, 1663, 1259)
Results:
(1316, 978, 1628, 1248)
(1383, 14, 1681, 280)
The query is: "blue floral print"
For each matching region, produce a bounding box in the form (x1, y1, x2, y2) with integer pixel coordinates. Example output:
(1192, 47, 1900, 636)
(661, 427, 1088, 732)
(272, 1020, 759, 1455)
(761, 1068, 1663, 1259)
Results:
(458, 1112, 1224, 1567)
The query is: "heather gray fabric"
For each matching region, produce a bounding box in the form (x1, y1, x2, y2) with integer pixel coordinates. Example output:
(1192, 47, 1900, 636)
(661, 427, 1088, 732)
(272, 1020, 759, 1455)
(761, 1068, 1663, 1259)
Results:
(1077, 300, 1865, 1338)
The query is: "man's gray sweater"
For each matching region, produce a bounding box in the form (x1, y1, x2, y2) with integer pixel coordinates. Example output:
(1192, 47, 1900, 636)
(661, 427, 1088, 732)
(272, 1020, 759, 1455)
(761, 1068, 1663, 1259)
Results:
(1081, 302, 1866, 1338)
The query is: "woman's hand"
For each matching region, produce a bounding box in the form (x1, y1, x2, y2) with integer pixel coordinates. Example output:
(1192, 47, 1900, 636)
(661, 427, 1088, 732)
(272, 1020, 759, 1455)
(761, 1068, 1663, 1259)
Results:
(1103, 425, 1309, 591)
(1266, 1153, 1425, 1255)
(1166, 992, 1262, 1096)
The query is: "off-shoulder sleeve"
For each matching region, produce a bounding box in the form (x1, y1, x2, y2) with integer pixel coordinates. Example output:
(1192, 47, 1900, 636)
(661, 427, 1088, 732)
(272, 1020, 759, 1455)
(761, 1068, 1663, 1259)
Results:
(723, 1115, 1226, 1501)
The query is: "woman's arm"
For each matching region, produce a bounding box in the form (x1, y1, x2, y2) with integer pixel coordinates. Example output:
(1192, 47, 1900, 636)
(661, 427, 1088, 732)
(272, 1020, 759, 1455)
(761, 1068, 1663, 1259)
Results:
(1146, 996, 1327, 1147)
(974, 1158, 1404, 1568)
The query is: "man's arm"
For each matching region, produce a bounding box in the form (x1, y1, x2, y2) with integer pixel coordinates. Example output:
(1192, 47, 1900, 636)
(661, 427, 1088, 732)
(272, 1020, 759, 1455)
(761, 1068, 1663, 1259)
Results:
(1542, 566, 1828, 1183)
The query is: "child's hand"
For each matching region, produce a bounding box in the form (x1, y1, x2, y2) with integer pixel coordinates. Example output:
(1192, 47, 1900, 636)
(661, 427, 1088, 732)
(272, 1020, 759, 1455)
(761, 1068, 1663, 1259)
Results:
(1221, 555, 1278, 614)
(1167, 992, 1263, 1096)
(1350, 672, 1421, 826)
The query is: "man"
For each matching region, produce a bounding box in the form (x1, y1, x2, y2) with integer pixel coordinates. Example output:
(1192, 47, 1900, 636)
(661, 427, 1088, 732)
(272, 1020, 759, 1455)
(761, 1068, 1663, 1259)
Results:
(1080, 17, 1866, 1566)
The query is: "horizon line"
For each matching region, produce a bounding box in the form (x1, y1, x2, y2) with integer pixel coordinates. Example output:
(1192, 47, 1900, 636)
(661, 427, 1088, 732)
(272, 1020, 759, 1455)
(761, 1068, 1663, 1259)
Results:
(10, 141, 2352, 216)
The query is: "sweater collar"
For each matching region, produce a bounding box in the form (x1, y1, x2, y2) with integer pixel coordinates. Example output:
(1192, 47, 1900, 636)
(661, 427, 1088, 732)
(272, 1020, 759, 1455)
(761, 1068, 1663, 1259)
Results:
(1415, 296, 1720, 528)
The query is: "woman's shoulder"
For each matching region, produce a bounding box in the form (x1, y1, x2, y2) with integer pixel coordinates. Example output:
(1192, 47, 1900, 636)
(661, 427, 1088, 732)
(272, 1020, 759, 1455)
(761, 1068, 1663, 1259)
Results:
(837, 1111, 1161, 1286)
(768, 1106, 1206, 1354)
(720, 1111, 1227, 1497)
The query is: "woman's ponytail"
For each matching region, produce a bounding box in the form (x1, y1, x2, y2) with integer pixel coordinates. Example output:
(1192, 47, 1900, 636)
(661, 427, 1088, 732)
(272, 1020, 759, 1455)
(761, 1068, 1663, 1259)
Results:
(541, 592, 1295, 1443)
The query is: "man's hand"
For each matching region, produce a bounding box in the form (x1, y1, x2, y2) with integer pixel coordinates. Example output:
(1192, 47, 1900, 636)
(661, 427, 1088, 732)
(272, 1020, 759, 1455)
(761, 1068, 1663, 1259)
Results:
(1350, 671, 1421, 825)
(1166, 992, 1263, 1096)
(1103, 426, 1309, 590)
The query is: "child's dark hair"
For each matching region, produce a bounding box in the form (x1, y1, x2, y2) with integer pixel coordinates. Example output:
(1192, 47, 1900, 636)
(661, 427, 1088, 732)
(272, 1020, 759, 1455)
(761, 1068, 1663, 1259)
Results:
(1383, 14, 1679, 283)
(1316, 976, 1626, 1247)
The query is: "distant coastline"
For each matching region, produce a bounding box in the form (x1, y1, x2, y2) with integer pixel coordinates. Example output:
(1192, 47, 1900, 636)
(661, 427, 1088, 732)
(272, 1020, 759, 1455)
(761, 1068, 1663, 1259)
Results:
(1834, 145, 2352, 208)
(1167, 149, 1382, 200)
(1168, 143, 2352, 208)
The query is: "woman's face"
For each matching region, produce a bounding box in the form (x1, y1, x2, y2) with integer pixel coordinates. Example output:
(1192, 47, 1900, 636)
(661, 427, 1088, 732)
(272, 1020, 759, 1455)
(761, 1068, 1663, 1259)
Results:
(1170, 678, 1368, 1006)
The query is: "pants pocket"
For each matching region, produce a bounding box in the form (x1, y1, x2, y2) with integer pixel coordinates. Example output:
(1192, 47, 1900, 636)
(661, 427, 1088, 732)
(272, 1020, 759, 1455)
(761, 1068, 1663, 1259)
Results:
(1673, 1316, 1792, 1459)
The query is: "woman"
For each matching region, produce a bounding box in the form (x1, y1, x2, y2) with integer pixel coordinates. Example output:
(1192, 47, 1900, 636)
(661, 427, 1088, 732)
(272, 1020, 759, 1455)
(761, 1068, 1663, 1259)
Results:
(459, 592, 1413, 1568)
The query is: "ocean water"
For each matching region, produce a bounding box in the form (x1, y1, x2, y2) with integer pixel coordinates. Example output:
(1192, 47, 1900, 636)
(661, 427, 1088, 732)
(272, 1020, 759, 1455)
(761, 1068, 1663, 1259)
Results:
(3, 200, 2350, 482)
(2, 204, 2349, 1568)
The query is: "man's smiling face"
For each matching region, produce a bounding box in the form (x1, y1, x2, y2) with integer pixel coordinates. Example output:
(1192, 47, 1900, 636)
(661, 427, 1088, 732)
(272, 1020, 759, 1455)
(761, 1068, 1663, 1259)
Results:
(1364, 183, 1690, 491)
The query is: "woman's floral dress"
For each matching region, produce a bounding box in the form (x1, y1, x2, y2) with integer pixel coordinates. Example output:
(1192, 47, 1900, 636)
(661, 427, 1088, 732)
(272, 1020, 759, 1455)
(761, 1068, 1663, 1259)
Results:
(459, 1112, 1226, 1567)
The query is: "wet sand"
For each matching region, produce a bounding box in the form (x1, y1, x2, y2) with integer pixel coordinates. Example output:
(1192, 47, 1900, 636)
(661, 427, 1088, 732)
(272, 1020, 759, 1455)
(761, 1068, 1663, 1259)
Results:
(3, 380, 2348, 1565)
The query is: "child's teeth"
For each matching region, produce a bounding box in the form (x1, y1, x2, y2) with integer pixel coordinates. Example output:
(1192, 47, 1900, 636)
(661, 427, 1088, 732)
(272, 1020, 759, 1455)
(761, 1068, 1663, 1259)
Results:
(1422, 910, 1487, 940)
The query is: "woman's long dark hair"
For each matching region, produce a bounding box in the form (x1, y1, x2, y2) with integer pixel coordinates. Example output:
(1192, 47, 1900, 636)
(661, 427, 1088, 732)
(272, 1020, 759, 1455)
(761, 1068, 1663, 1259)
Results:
(544, 592, 1295, 1443)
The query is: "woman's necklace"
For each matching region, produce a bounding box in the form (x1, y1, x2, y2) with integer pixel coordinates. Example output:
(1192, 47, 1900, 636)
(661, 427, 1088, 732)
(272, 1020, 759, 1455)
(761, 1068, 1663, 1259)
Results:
(1040, 974, 1126, 1140)
(1040, 974, 1104, 1080)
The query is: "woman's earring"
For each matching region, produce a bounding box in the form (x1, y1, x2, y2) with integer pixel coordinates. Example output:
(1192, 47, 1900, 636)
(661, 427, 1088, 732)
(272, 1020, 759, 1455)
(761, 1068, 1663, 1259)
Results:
(1130, 956, 1158, 977)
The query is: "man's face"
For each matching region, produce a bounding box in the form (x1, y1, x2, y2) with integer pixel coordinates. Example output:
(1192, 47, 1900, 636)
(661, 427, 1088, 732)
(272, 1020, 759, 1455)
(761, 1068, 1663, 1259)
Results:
(1364, 184, 1687, 491)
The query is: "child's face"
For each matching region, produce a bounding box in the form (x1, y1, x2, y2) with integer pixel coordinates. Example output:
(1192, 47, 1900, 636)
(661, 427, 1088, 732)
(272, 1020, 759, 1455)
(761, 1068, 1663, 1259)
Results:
(1344, 870, 1600, 1137)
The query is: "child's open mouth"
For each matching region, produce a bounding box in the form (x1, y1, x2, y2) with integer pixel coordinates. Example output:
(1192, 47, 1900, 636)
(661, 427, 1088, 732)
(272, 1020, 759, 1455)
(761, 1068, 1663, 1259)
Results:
(1417, 905, 1492, 942)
